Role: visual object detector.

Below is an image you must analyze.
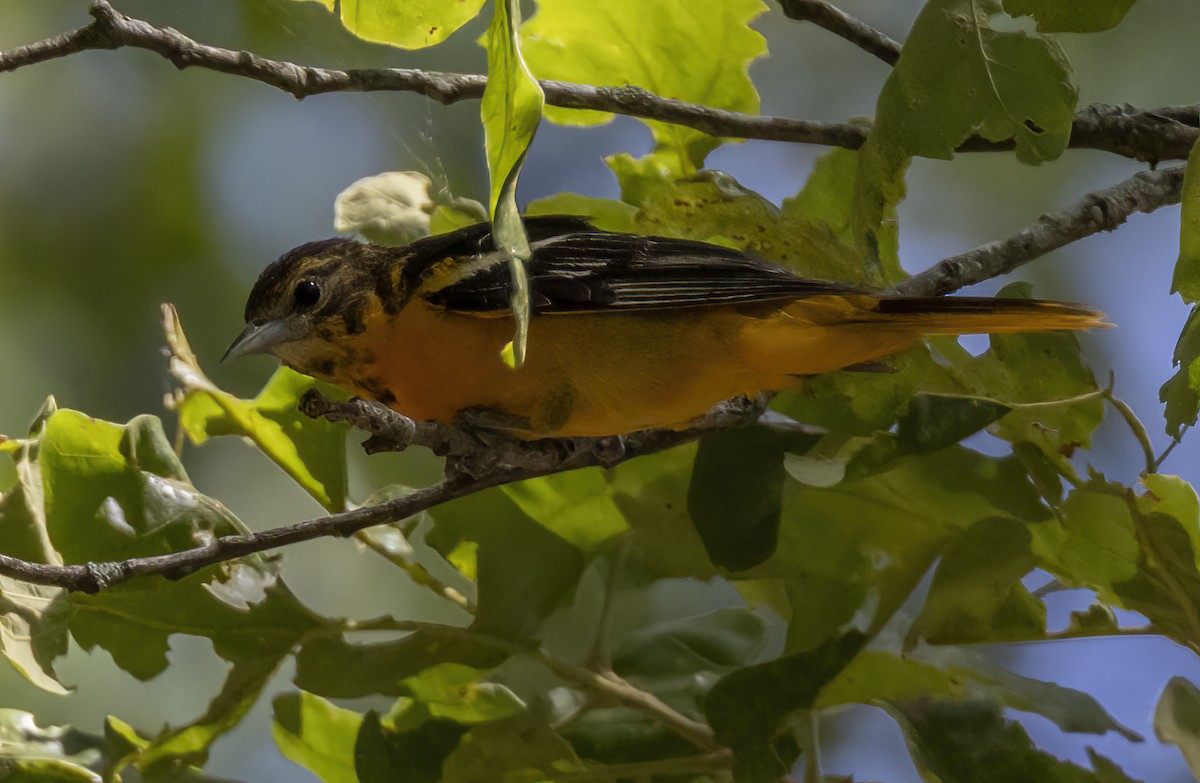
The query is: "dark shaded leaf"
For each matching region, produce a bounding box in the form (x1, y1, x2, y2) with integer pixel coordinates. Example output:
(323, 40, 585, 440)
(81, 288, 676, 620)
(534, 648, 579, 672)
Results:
(354, 711, 466, 783)
(705, 632, 865, 782)
(688, 426, 819, 570)
(896, 394, 1010, 454)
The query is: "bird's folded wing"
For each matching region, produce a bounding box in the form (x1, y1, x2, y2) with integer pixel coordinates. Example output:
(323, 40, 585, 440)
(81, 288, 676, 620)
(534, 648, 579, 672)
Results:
(415, 222, 860, 314)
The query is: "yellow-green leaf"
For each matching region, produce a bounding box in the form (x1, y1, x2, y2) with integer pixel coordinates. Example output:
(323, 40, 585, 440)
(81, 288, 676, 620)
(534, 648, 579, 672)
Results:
(482, 0, 543, 368)
(522, 0, 767, 172)
(324, 0, 487, 49)
(1173, 137, 1200, 303)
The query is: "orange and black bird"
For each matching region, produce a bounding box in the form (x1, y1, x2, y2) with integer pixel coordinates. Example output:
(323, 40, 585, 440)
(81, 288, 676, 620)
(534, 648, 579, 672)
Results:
(225, 216, 1106, 438)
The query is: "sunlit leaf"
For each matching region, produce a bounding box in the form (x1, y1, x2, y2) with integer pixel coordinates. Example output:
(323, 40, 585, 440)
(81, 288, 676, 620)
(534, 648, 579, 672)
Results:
(502, 470, 629, 552)
(272, 691, 362, 783)
(525, 194, 637, 233)
(401, 663, 524, 725)
(313, 0, 487, 49)
(522, 0, 767, 171)
(166, 307, 348, 512)
(482, 0, 543, 367)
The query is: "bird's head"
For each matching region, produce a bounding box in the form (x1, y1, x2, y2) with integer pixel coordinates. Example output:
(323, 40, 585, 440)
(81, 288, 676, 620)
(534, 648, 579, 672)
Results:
(224, 238, 394, 378)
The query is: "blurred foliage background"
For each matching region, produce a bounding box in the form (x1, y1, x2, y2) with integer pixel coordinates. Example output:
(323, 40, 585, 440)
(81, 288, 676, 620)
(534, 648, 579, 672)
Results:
(1, 0, 1199, 779)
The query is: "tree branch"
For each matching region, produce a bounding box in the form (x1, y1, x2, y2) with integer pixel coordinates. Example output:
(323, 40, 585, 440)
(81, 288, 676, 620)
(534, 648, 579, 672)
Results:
(0, 2, 1194, 162)
(0, 394, 774, 594)
(776, 0, 900, 65)
(890, 165, 1186, 298)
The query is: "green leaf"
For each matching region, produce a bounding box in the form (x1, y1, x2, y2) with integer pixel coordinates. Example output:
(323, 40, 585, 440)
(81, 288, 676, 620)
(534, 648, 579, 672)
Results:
(763, 448, 1048, 654)
(0, 709, 103, 782)
(687, 426, 820, 571)
(441, 717, 582, 782)
(522, 0, 767, 171)
(854, 0, 1076, 275)
(400, 663, 524, 724)
(906, 516, 1045, 645)
(896, 394, 1011, 454)
(166, 305, 348, 510)
(524, 194, 637, 233)
(1154, 676, 1200, 777)
(297, 490, 588, 699)
(891, 698, 1143, 783)
(1003, 0, 1138, 33)
(354, 711, 466, 783)
(1174, 138, 1200, 303)
(272, 691, 362, 783)
(501, 470, 629, 552)
(613, 608, 771, 678)
(318, 0, 487, 49)
(177, 366, 349, 512)
(482, 0, 543, 367)
(1161, 306, 1200, 437)
(0, 405, 330, 770)
(1033, 478, 1200, 649)
(632, 171, 868, 284)
(782, 147, 861, 247)
(429, 489, 587, 641)
(705, 632, 866, 782)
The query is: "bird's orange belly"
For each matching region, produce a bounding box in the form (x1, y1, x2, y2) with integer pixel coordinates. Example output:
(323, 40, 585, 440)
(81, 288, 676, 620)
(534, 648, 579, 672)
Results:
(346, 303, 775, 437)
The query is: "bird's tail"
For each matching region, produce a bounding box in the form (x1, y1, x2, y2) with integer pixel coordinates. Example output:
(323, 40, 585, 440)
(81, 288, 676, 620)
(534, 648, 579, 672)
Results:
(869, 296, 1109, 334)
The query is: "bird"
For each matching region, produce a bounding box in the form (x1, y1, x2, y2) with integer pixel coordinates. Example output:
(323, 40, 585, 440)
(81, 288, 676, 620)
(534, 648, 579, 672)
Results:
(224, 216, 1107, 439)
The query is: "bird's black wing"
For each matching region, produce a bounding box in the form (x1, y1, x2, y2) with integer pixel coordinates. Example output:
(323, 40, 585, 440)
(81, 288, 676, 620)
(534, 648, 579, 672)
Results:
(419, 225, 861, 314)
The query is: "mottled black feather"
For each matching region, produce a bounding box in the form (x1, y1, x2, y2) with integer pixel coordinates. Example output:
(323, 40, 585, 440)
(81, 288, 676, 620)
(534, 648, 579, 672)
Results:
(423, 229, 861, 313)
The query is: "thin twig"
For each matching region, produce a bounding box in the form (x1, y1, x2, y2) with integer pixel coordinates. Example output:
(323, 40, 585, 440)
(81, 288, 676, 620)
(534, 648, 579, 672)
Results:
(0, 2, 1194, 162)
(0, 393, 770, 594)
(891, 166, 1186, 298)
(776, 0, 900, 65)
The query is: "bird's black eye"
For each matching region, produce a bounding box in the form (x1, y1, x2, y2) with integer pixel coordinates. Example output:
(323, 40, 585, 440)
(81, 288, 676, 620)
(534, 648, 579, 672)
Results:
(293, 279, 321, 309)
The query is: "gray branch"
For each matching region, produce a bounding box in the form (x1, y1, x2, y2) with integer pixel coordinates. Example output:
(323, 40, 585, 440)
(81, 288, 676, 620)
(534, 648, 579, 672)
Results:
(891, 166, 1186, 298)
(0, 393, 774, 594)
(0, 1, 1194, 162)
(776, 0, 901, 65)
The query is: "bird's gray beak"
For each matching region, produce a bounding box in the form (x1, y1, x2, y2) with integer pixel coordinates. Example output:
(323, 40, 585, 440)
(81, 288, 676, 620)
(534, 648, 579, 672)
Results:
(222, 318, 303, 363)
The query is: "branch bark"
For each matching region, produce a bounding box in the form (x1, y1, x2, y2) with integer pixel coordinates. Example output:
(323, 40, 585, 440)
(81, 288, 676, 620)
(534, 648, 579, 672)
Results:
(0, 1, 1194, 162)
(776, 0, 901, 65)
(0, 394, 773, 594)
(891, 166, 1186, 298)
